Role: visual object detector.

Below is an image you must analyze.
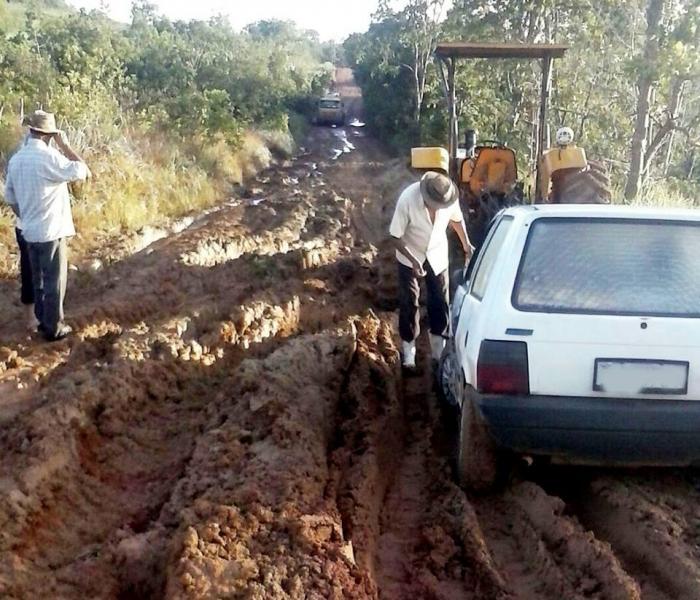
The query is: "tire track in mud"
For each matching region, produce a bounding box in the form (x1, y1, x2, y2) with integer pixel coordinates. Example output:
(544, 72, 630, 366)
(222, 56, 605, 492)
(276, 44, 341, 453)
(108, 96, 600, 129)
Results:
(0, 123, 397, 598)
(162, 316, 402, 598)
(0, 293, 311, 597)
(373, 350, 476, 600)
(471, 483, 641, 600)
(353, 352, 641, 600)
(538, 469, 700, 600)
(314, 124, 650, 600)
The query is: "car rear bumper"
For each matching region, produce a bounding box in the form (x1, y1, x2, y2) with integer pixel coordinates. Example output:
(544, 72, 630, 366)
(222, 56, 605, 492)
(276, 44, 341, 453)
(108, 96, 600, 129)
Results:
(317, 111, 344, 123)
(472, 392, 700, 466)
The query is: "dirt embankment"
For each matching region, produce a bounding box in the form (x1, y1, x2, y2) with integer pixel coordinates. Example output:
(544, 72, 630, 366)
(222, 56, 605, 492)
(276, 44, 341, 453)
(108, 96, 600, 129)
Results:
(1, 77, 700, 600)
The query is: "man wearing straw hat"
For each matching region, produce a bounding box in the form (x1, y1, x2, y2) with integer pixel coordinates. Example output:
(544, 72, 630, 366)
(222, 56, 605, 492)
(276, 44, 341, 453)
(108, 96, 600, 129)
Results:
(390, 170, 472, 370)
(4, 110, 91, 341)
(4, 118, 36, 332)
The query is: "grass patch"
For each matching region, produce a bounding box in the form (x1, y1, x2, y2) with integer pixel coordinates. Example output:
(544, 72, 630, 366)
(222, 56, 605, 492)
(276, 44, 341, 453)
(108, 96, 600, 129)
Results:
(615, 178, 700, 209)
(287, 112, 310, 146)
(0, 120, 296, 277)
(72, 154, 219, 235)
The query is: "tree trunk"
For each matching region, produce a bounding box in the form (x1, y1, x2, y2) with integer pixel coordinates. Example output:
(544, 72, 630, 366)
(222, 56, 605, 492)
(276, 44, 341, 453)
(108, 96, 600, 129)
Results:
(406, 0, 444, 126)
(645, 78, 686, 177)
(413, 50, 422, 123)
(624, 0, 664, 201)
(685, 149, 696, 180)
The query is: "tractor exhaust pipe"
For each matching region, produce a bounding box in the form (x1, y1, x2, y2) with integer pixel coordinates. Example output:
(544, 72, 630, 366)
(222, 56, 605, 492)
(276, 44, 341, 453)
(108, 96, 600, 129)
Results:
(464, 129, 477, 158)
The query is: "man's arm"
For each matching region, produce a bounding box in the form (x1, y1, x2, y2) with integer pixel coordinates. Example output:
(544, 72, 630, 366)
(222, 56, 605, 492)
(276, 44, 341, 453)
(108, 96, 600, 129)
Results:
(53, 132, 86, 164)
(448, 200, 473, 263)
(450, 219, 474, 262)
(43, 132, 91, 183)
(391, 236, 426, 277)
(389, 189, 425, 277)
(3, 170, 19, 218)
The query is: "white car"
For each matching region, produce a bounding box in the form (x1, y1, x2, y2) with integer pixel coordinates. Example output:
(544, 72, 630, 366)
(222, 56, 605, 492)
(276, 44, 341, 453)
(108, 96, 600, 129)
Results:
(439, 205, 700, 490)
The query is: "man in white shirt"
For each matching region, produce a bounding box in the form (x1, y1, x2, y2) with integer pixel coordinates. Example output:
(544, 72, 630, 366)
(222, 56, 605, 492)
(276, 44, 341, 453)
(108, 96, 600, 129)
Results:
(4, 127, 37, 331)
(4, 110, 90, 341)
(389, 171, 472, 368)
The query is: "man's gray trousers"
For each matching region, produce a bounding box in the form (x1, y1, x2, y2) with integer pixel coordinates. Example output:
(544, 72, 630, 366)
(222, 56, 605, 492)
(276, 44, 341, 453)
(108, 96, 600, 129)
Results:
(27, 238, 67, 337)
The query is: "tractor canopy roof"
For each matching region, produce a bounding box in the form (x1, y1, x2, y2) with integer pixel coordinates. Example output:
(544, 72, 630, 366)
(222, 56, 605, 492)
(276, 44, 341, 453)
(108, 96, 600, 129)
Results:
(435, 42, 568, 60)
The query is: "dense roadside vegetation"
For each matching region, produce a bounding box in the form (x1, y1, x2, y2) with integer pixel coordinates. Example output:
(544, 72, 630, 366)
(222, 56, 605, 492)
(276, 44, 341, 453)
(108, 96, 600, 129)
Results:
(0, 0, 336, 272)
(345, 0, 700, 204)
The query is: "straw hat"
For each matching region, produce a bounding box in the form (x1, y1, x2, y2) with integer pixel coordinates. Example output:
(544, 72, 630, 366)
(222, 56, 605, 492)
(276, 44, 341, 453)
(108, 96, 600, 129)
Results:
(26, 110, 59, 135)
(420, 171, 458, 209)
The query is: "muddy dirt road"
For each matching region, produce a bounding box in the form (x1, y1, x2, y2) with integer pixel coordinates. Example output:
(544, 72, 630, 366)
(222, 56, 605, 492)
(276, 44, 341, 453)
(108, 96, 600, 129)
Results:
(1, 78, 700, 599)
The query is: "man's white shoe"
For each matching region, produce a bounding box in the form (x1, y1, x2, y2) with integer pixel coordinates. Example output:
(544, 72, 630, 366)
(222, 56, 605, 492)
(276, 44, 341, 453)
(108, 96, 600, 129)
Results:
(402, 341, 417, 368)
(429, 334, 446, 361)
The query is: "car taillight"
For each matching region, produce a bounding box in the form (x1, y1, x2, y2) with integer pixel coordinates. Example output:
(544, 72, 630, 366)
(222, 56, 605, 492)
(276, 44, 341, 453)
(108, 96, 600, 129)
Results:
(477, 340, 530, 395)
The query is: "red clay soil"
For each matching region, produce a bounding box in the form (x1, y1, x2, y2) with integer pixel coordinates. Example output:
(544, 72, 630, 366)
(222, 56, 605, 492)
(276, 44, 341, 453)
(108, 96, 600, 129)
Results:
(0, 76, 699, 600)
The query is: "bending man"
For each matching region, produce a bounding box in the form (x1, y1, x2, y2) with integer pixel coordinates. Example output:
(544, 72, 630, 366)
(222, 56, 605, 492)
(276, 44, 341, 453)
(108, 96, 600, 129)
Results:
(390, 170, 471, 369)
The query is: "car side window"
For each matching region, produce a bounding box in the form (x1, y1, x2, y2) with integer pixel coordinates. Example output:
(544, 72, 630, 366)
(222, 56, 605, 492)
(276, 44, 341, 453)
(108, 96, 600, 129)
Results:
(470, 216, 514, 300)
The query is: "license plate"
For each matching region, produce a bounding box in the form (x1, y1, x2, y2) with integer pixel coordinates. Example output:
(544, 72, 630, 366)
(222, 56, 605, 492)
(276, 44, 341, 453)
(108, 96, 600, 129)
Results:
(594, 359, 689, 395)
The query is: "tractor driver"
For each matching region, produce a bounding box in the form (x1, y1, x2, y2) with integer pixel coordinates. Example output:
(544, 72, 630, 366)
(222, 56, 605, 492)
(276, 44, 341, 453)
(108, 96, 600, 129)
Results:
(389, 149, 472, 370)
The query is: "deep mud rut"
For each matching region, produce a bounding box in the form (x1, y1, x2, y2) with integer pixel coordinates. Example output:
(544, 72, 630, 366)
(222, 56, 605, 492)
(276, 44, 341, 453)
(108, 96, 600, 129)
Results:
(1, 73, 700, 599)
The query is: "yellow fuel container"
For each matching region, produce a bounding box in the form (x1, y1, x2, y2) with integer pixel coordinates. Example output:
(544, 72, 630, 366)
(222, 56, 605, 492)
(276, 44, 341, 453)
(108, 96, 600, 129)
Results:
(411, 147, 450, 173)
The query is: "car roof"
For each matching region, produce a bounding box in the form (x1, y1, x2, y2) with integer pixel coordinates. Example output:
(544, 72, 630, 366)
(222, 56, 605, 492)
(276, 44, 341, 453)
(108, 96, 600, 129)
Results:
(503, 204, 700, 222)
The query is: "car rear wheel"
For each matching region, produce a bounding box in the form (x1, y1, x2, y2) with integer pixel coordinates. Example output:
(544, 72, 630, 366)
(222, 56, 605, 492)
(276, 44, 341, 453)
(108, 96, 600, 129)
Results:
(458, 390, 500, 491)
(437, 339, 460, 409)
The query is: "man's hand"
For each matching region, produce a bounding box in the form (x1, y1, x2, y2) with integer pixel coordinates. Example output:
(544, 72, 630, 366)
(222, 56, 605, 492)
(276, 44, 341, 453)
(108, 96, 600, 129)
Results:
(52, 130, 85, 165)
(53, 130, 69, 149)
(412, 261, 426, 278)
(392, 236, 425, 277)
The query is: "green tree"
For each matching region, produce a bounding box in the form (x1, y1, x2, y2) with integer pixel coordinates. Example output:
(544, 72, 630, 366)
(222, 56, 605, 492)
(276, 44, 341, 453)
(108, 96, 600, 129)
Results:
(349, 0, 700, 196)
(625, 0, 700, 199)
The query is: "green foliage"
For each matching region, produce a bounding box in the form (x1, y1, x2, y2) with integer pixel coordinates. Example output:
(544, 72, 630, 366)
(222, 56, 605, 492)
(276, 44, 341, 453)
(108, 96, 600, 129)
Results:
(346, 0, 700, 197)
(119, 15, 330, 140)
(0, 7, 328, 154)
(0, 3, 330, 274)
(345, 19, 420, 152)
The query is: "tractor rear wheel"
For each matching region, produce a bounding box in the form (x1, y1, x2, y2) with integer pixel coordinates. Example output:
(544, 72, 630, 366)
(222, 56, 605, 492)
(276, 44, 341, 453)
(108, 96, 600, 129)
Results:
(464, 186, 525, 251)
(551, 160, 612, 204)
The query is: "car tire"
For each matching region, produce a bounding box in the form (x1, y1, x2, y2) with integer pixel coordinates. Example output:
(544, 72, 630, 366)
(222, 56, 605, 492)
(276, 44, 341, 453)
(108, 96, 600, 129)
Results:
(437, 339, 460, 410)
(457, 389, 500, 491)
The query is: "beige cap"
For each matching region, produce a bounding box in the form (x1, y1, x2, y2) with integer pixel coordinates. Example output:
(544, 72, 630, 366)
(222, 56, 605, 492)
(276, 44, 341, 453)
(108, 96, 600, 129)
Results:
(26, 110, 59, 134)
(420, 171, 458, 209)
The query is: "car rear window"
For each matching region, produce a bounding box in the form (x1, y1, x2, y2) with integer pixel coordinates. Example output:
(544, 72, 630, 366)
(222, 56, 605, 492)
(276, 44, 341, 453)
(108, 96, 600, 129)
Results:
(513, 217, 700, 317)
(471, 216, 513, 300)
(320, 100, 341, 109)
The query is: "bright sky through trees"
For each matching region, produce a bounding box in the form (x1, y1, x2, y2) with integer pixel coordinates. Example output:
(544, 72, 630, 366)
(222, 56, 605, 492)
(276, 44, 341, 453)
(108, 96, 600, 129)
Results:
(65, 0, 382, 40)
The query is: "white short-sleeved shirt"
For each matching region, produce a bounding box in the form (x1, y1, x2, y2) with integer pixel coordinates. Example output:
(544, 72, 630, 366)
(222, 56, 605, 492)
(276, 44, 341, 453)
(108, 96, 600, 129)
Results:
(389, 181, 464, 275)
(4, 138, 88, 243)
(5, 133, 29, 231)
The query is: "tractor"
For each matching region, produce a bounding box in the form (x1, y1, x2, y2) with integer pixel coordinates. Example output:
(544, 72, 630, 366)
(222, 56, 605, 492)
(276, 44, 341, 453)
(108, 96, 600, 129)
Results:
(315, 92, 346, 127)
(414, 42, 611, 249)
